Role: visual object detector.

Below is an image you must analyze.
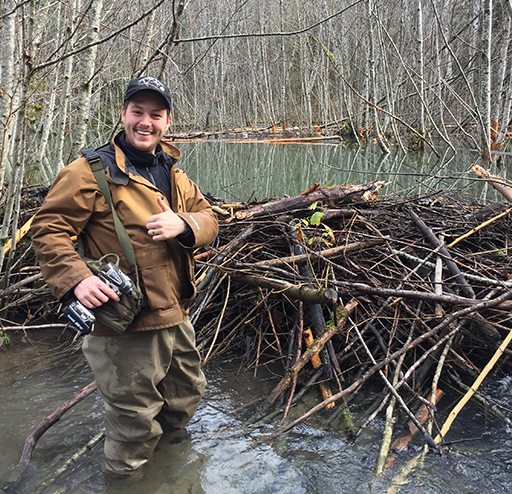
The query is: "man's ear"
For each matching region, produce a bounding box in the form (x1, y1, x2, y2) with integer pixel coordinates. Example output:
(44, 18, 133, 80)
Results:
(121, 105, 127, 124)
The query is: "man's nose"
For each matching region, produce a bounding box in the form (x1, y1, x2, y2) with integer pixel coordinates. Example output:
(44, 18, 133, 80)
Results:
(139, 113, 151, 125)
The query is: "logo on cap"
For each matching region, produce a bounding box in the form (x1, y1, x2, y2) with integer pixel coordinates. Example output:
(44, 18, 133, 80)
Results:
(138, 76, 166, 93)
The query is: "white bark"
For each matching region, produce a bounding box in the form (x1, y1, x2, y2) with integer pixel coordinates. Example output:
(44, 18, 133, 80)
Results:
(0, 0, 16, 188)
(416, 0, 425, 135)
(70, 0, 104, 158)
(480, 0, 492, 163)
(54, 0, 77, 172)
(367, 0, 389, 153)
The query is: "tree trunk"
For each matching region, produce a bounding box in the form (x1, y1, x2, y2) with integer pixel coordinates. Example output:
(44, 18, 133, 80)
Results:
(70, 0, 104, 158)
(0, 0, 16, 188)
(480, 0, 493, 165)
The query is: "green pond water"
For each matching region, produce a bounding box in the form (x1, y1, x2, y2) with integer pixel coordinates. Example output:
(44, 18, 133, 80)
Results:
(176, 141, 511, 204)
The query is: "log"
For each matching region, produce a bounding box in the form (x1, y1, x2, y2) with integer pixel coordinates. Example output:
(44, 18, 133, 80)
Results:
(408, 208, 475, 298)
(232, 181, 386, 221)
(230, 273, 339, 306)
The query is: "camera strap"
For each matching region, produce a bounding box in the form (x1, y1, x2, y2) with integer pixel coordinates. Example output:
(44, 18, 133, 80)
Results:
(82, 150, 141, 294)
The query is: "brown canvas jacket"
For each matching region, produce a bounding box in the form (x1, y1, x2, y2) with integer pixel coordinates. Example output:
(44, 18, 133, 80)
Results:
(31, 136, 218, 336)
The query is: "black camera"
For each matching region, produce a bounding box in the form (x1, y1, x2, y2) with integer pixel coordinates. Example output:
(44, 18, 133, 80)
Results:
(63, 300, 96, 335)
(98, 262, 137, 299)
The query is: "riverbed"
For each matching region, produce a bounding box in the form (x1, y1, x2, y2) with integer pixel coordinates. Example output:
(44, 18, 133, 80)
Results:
(1, 330, 512, 494)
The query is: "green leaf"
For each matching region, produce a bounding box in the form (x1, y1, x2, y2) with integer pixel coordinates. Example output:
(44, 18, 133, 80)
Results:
(309, 201, 319, 210)
(310, 211, 324, 226)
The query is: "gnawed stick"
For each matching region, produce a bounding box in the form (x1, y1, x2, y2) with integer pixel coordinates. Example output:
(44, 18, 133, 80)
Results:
(434, 325, 512, 443)
(383, 389, 445, 474)
(408, 208, 475, 298)
(448, 372, 512, 427)
(261, 298, 358, 413)
(253, 237, 386, 268)
(29, 429, 105, 494)
(230, 272, 339, 306)
(472, 164, 512, 202)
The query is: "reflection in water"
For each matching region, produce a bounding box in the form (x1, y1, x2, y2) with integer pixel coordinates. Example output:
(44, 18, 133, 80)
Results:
(177, 141, 511, 204)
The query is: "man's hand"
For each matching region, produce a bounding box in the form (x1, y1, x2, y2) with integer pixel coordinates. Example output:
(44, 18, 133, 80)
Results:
(74, 275, 120, 308)
(146, 196, 188, 241)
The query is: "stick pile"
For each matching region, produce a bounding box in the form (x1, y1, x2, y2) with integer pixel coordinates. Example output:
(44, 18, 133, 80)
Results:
(190, 181, 512, 462)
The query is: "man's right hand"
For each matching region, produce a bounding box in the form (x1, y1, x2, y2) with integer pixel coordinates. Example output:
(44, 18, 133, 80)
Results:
(74, 275, 120, 308)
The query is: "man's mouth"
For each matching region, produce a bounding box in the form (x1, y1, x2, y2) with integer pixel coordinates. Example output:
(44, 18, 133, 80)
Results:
(136, 130, 152, 136)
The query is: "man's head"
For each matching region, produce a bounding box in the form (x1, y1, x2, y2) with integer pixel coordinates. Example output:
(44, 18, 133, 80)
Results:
(121, 76, 172, 154)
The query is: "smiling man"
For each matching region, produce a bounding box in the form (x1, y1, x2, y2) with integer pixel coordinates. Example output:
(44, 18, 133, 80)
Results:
(31, 76, 218, 477)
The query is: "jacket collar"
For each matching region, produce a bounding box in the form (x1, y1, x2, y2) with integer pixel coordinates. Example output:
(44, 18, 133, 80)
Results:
(99, 132, 181, 185)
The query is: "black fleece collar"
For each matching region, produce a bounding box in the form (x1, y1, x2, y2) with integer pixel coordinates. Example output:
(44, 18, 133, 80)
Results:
(116, 131, 164, 167)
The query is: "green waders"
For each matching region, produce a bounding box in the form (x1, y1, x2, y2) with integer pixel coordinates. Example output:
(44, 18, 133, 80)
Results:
(82, 318, 206, 475)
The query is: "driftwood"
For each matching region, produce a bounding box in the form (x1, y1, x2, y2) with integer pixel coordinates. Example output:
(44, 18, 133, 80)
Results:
(232, 181, 386, 220)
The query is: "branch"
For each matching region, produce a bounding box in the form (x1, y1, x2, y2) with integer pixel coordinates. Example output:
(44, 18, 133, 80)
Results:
(174, 0, 365, 44)
(33, 0, 168, 72)
(262, 298, 358, 412)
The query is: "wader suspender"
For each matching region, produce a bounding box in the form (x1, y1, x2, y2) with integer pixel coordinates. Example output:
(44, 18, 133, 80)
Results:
(82, 150, 142, 293)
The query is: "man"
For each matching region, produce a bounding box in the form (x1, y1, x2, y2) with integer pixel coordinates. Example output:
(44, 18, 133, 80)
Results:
(31, 76, 218, 476)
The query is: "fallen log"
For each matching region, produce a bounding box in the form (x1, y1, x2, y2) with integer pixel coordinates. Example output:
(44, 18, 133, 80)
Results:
(232, 181, 386, 221)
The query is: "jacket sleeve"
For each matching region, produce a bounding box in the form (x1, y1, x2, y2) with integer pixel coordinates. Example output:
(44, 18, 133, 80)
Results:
(174, 171, 218, 249)
(30, 159, 103, 301)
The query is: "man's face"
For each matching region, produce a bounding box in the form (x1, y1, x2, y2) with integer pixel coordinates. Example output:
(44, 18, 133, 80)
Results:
(121, 91, 171, 153)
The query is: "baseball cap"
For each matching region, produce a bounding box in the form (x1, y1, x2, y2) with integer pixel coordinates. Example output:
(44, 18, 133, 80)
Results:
(124, 76, 172, 110)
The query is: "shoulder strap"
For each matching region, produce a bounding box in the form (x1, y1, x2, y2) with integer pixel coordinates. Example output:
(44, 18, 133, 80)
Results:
(82, 150, 140, 290)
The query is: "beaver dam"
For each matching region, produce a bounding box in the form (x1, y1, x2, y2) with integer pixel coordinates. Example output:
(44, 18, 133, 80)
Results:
(4, 165, 512, 478)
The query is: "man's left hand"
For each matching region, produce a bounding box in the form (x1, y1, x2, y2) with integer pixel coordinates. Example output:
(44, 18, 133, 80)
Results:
(146, 197, 188, 241)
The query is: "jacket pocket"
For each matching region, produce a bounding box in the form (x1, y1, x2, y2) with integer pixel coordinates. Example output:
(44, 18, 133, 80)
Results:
(135, 245, 180, 310)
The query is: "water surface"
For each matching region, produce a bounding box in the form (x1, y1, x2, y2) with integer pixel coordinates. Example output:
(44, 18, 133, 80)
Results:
(1, 336, 512, 494)
(176, 141, 512, 204)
